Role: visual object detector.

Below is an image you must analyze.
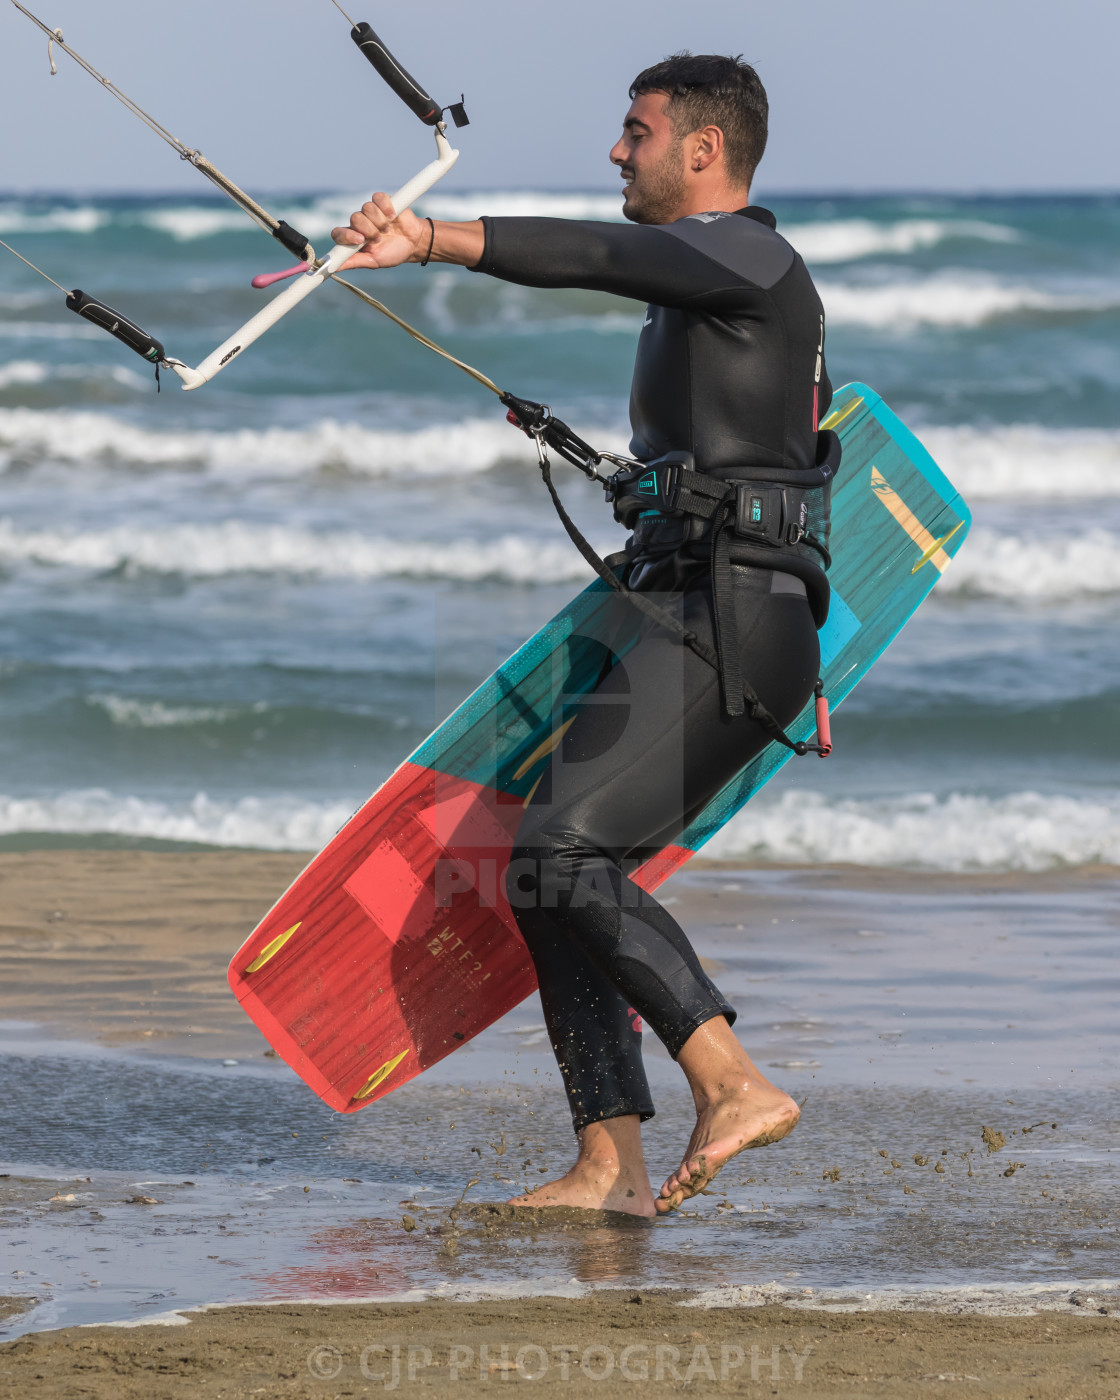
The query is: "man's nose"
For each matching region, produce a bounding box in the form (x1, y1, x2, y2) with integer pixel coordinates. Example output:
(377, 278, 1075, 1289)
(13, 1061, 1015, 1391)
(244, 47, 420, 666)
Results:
(609, 136, 628, 167)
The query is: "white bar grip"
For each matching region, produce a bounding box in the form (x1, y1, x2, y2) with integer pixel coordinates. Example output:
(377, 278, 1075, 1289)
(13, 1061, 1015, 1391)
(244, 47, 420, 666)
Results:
(170, 128, 459, 391)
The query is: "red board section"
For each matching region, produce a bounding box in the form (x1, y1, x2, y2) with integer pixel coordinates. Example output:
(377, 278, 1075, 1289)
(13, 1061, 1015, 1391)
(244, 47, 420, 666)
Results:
(228, 760, 691, 1112)
(229, 764, 532, 1111)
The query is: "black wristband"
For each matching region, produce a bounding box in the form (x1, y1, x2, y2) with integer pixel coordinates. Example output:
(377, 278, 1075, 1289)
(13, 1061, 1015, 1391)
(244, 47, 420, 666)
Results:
(420, 217, 436, 267)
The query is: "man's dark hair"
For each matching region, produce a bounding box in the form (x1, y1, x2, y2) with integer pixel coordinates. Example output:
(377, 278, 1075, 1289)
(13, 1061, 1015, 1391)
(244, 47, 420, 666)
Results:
(629, 52, 768, 187)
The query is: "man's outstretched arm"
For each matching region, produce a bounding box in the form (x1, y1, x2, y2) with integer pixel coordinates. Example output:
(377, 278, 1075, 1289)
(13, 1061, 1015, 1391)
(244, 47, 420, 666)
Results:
(332, 196, 766, 308)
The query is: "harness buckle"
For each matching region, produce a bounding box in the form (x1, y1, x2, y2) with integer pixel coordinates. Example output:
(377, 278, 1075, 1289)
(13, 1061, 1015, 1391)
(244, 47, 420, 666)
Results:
(733, 484, 807, 547)
(604, 461, 683, 522)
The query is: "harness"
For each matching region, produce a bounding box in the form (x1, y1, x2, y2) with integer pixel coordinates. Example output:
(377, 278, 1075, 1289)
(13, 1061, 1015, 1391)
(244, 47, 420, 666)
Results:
(501, 393, 835, 757)
(606, 436, 838, 718)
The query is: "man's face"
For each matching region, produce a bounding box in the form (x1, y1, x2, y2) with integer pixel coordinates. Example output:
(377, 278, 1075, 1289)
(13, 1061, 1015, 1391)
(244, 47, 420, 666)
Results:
(610, 91, 687, 225)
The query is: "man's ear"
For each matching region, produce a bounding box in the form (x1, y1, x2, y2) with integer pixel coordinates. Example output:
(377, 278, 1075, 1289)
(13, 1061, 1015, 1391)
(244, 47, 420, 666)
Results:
(691, 124, 725, 172)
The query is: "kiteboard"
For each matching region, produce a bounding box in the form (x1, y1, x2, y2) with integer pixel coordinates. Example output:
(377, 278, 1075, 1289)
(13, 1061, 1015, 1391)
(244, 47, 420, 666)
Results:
(228, 383, 971, 1111)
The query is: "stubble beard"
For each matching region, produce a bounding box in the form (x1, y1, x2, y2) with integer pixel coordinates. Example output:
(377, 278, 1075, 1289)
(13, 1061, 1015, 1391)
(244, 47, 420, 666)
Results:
(621, 144, 687, 225)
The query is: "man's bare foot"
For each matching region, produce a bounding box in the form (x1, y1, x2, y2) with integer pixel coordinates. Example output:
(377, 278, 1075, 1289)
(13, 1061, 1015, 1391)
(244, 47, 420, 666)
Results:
(507, 1114, 657, 1218)
(656, 1017, 801, 1214)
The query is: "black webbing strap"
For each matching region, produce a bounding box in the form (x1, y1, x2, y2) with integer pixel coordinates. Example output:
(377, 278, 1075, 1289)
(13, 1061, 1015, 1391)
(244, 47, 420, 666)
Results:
(535, 455, 815, 755)
(674, 468, 729, 519)
(708, 500, 744, 715)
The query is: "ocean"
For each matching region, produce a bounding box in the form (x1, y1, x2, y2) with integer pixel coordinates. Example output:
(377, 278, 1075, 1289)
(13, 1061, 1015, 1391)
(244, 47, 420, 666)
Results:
(1, 189, 1118, 869)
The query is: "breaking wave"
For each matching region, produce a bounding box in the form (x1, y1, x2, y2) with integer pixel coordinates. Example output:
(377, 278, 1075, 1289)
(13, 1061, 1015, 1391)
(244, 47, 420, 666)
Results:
(0, 789, 350, 850)
(2, 786, 1117, 867)
(1, 406, 1114, 504)
(786, 218, 1019, 265)
(918, 424, 1120, 500)
(4, 516, 1113, 599)
(86, 695, 257, 729)
(0, 519, 612, 583)
(0, 359, 146, 390)
(938, 527, 1120, 600)
(0, 203, 108, 236)
(705, 789, 1120, 871)
(137, 192, 629, 241)
(819, 273, 1117, 328)
(0, 406, 576, 477)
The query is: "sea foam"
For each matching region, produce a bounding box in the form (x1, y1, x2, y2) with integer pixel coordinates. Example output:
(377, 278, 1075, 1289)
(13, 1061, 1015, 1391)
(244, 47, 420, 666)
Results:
(938, 527, 1120, 600)
(0, 361, 50, 389)
(818, 272, 1116, 329)
(0, 518, 612, 584)
(703, 788, 1120, 871)
(87, 695, 254, 729)
(786, 218, 1018, 265)
(0, 203, 108, 236)
(0, 406, 562, 477)
(8, 515, 1115, 600)
(919, 424, 1120, 500)
(0, 789, 351, 851)
(3, 405, 1115, 500)
(2, 786, 1116, 868)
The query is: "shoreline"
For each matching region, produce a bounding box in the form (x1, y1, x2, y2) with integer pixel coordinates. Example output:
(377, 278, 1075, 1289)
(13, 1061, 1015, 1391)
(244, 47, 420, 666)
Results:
(2, 1292, 1118, 1399)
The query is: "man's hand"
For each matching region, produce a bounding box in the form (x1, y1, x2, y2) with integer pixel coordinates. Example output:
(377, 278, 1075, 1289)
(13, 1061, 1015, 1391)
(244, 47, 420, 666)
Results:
(332, 193, 426, 271)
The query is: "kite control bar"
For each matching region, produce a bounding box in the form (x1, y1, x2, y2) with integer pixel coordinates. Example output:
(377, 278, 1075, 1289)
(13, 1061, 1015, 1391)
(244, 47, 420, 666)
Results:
(168, 125, 460, 390)
(168, 20, 466, 390)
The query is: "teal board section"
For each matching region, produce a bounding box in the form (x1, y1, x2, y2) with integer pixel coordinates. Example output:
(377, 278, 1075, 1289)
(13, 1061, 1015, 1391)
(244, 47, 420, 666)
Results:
(677, 385, 970, 852)
(410, 383, 971, 848)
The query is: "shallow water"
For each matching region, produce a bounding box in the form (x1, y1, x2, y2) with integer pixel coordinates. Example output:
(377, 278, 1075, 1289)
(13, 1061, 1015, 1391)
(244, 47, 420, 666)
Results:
(3, 869, 1117, 1336)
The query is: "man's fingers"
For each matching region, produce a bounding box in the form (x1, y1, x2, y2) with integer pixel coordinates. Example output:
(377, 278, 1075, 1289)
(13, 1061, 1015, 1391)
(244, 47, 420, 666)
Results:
(358, 202, 388, 230)
(331, 193, 398, 250)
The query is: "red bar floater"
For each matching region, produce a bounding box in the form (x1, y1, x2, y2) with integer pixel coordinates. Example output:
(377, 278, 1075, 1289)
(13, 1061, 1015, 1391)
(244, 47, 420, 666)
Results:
(251, 262, 310, 289)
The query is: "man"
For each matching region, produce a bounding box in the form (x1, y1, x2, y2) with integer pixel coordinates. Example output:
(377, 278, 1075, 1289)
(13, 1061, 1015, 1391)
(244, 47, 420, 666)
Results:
(334, 53, 831, 1216)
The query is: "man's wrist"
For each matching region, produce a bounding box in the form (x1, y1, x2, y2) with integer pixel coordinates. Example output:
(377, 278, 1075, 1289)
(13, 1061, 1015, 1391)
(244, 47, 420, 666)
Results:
(419, 217, 436, 267)
(413, 219, 485, 270)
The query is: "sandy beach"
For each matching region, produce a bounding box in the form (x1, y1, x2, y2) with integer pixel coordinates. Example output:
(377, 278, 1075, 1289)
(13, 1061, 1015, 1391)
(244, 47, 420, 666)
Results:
(2, 849, 1119, 1396)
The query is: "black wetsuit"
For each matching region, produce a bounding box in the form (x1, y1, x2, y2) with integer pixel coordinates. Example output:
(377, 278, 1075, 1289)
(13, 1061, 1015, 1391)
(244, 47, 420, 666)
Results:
(475, 208, 832, 1132)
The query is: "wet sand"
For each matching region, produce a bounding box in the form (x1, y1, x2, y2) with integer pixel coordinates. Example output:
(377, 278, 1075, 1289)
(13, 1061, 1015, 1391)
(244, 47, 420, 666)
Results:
(3, 849, 1118, 1058)
(1, 1293, 1118, 1398)
(0, 849, 309, 1058)
(2, 850, 1119, 1393)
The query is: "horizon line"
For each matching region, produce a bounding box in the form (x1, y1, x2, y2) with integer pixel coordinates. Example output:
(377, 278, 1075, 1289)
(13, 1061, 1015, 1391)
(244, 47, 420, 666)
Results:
(1, 186, 1119, 202)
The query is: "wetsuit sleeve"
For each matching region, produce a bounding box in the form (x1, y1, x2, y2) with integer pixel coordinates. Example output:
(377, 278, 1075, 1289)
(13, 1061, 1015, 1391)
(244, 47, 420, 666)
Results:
(475, 216, 759, 307)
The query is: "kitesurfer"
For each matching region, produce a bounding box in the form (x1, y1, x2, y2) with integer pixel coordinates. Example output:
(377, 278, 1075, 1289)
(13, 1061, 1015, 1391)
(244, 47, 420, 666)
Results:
(334, 53, 831, 1216)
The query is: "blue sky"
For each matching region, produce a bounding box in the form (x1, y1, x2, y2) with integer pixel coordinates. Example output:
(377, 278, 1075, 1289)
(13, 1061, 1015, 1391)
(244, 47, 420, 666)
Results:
(1, 0, 1116, 195)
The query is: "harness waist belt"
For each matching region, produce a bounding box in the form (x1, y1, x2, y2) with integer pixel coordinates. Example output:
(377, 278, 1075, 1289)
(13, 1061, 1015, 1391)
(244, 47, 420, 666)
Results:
(603, 434, 840, 717)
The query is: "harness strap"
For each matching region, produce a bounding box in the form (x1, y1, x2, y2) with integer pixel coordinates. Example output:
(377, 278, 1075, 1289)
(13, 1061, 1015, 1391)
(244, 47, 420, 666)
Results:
(708, 498, 744, 715)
